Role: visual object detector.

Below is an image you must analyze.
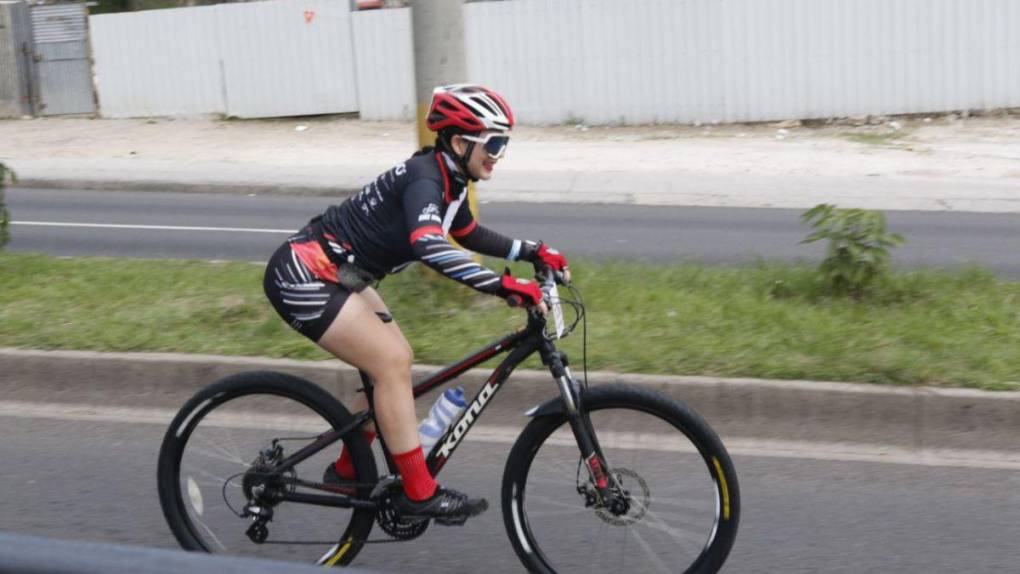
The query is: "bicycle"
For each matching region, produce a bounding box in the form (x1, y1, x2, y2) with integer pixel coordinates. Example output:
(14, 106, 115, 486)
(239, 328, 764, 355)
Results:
(157, 269, 741, 573)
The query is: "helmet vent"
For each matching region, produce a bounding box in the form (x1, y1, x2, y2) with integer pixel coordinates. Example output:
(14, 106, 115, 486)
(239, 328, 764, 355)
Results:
(472, 98, 498, 116)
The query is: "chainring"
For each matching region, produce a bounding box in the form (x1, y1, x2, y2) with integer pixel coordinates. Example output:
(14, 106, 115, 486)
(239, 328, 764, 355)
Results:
(376, 491, 430, 540)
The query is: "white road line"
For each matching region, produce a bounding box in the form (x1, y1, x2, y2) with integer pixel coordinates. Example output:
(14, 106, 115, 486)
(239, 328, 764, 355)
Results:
(2, 400, 1019, 470)
(10, 221, 294, 234)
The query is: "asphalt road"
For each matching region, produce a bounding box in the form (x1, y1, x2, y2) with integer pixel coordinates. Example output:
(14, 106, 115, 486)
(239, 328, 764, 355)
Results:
(1, 406, 1017, 573)
(7, 188, 1020, 276)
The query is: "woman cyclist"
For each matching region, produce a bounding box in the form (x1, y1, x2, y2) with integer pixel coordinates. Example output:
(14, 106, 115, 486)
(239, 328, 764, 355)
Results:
(263, 84, 570, 525)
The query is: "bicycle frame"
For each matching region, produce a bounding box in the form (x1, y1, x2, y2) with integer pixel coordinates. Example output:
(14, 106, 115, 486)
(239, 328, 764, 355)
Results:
(266, 307, 608, 510)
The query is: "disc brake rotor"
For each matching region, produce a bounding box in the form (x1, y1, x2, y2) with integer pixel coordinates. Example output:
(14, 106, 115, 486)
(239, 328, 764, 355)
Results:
(594, 467, 650, 526)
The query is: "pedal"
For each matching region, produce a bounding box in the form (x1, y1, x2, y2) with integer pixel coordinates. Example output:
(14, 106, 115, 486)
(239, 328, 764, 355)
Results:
(246, 520, 269, 544)
(434, 515, 469, 527)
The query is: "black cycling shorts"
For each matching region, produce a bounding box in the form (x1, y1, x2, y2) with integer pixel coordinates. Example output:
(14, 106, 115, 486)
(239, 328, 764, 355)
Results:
(263, 239, 351, 342)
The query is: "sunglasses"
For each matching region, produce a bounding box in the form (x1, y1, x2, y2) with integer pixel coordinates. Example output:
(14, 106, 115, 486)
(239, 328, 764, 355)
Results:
(461, 133, 510, 159)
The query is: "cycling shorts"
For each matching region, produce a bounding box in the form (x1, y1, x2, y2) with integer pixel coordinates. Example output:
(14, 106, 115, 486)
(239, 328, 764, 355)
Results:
(263, 234, 351, 342)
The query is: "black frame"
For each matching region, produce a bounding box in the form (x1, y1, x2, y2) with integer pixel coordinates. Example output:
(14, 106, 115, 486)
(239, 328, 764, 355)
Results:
(265, 307, 609, 510)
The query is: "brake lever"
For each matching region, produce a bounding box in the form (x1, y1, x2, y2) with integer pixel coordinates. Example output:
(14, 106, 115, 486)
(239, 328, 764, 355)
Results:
(534, 264, 570, 287)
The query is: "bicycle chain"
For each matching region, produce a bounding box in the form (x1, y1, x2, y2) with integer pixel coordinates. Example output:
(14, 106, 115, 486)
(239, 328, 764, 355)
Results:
(296, 478, 431, 542)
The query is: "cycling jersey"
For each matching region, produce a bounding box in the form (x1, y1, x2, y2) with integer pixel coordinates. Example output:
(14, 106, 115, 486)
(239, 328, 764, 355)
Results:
(312, 148, 536, 296)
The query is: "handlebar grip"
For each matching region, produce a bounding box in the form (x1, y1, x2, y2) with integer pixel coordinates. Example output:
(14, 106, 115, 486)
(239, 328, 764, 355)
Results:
(533, 266, 569, 287)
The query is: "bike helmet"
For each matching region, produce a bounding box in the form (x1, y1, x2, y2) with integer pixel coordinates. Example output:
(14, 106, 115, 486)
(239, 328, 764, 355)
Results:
(426, 84, 514, 134)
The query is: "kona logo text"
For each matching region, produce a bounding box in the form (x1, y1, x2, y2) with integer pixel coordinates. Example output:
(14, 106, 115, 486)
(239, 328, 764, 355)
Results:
(436, 380, 499, 458)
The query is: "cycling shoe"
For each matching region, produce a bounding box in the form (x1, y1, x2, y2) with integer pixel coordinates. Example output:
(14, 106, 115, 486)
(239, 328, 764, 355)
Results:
(321, 463, 358, 496)
(391, 486, 488, 526)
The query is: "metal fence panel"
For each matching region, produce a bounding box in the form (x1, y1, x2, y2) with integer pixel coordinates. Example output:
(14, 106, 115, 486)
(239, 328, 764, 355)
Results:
(89, 0, 358, 119)
(0, 1, 33, 118)
(30, 3, 94, 115)
(216, 0, 358, 118)
(351, 7, 414, 121)
(465, 0, 1020, 124)
(89, 7, 222, 118)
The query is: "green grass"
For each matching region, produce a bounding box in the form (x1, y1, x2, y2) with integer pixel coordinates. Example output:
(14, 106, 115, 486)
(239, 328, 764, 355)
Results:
(1, 252, 1018, 390)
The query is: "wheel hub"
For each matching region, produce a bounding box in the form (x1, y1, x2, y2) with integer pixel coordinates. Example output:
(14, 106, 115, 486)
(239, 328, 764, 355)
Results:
(593, 468, 650, 526)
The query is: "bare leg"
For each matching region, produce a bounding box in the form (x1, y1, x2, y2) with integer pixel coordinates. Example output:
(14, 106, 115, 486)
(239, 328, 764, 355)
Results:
(316, 290, 419, 454)
(340, 287, 408, 435)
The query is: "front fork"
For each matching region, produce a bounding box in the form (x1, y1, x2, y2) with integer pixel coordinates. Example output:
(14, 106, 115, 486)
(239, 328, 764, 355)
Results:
(539, 339, 626, 511)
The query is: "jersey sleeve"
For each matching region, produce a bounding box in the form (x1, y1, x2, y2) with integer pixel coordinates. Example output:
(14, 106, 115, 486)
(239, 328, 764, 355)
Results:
(448, 200, 537, 261)
(403, 180, 506, 296)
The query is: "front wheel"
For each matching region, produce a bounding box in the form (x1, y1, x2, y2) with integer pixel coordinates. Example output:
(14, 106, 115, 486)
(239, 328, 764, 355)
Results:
(502, 384, 740, 574)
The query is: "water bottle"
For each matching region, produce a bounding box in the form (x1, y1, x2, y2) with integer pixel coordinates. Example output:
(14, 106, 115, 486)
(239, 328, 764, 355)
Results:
(419, 386, 467, 452)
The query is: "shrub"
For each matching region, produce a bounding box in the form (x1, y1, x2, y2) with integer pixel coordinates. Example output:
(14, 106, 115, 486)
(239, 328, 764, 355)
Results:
(0, 163, 14, 250)
(801, 203, 905, 299)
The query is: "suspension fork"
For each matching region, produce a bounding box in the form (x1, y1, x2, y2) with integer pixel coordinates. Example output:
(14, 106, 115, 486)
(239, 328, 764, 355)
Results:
(538, 339, 614, 496)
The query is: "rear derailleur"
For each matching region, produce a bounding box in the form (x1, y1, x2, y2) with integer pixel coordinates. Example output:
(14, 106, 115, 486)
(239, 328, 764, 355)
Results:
(240, 442, 288, 544)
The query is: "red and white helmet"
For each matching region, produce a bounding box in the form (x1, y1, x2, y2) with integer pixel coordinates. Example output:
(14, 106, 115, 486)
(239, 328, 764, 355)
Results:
(426, 84, 514, 134)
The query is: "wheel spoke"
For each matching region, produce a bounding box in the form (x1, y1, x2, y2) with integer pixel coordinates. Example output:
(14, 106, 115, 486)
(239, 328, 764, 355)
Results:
(644, 494, 712, 511)
(162, 377, 376, 565)
(523, 505, 591, 519)
(195, 516, 228, 552)
(636, 507, 707, 556)
(525, 473, 578, 488)
(526, 493, 588, 512)
(189, 439, 247, 466)
(506, 391, 737, 573)
(628, 526, 673, 574)
(182, 462, 241, 486)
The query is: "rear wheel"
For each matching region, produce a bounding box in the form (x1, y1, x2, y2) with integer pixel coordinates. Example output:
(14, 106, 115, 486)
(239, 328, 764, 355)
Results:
(502, 384, 740, 574)
(157, 371, 377, 566)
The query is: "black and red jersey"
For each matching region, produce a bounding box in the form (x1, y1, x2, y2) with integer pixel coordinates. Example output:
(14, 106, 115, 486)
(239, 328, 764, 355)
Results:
(313, 149, 534, 297)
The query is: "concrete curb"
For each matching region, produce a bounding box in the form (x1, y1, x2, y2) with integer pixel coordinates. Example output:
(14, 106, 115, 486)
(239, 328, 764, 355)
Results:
(2, 347, 1018, 454)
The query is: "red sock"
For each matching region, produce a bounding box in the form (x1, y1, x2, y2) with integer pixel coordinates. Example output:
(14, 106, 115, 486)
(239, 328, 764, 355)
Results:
(393, 446, 437, 501)
(334, 430, 377, 480)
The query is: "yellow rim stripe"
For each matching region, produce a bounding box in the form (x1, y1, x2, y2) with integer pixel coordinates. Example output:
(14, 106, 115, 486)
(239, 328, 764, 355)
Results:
(712, 456, 731, 521)
(324, 538, 353, 567)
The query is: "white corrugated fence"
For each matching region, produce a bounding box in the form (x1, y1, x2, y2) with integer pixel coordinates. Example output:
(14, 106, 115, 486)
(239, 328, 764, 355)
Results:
(90, 7, 222, 117)
(88, 0, 1020, 123)
(352, 7, 416, 121)
(465, 0, 1020, 124)
(90, 0, 362, 118)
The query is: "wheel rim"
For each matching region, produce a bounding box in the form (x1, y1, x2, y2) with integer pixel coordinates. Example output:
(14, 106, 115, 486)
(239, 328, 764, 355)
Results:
(171, 392, 359, 562)
(513, 406, 725, 573)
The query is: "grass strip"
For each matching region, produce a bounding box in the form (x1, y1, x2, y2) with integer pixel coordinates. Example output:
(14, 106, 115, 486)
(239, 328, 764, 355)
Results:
(1, 252, 1017, 390)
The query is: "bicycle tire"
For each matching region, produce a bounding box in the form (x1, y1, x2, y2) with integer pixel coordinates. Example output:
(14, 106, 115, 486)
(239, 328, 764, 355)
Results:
(157, 370, 377, 567)
(501, 384, 740, 574)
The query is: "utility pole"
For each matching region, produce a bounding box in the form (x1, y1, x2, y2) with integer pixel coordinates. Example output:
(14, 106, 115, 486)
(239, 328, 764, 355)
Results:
(411, 0, 466, 150)
(410, 0, 481, 227)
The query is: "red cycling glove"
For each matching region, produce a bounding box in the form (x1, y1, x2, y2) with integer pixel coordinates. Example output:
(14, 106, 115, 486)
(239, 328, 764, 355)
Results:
(535, 243, 569, 272)
(500, 271, 543, 307)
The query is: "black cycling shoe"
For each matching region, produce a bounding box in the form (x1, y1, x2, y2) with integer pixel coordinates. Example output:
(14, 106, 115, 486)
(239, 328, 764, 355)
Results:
(392, 486, 489, 526)
(321, 463, 357, 496)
